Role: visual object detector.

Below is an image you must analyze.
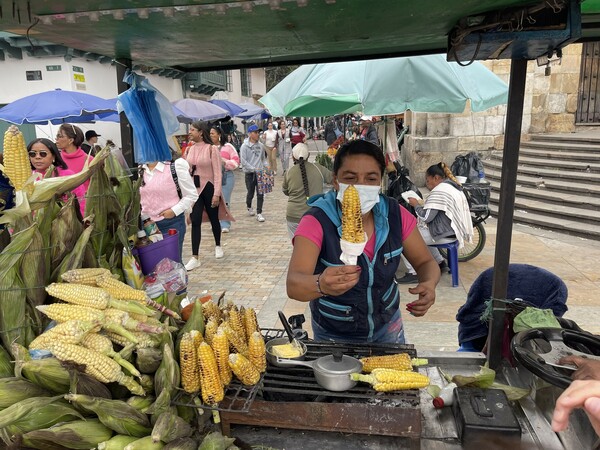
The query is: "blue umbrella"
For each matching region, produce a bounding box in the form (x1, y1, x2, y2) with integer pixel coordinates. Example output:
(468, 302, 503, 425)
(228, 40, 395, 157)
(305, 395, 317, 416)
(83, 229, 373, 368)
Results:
(0, 89, 116, 125)
(208, 99, 247, 117)
(172, 99, 229, 121)
(105, 100, 192, 124)
(236, 103, 271, 120)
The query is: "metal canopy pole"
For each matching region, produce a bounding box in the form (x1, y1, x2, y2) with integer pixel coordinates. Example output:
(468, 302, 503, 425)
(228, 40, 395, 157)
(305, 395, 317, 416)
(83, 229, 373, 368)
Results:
(487, 58, 528, 370)
(115, 58, 134, 169)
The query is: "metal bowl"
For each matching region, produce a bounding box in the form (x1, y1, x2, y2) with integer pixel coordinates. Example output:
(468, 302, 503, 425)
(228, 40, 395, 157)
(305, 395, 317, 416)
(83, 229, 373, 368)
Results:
(265, 337, 307, 367)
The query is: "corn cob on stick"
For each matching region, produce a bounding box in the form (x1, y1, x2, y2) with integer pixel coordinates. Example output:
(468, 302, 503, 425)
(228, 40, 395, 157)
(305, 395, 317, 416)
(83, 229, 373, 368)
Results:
(3, 125, 30, 190)
(247, 331, 267, 373)
(228, 353, 261, 385)
(360, 353, 416, 373)
(197, 342, 224, 404)
(211, 328, 232, 385)
(47, 342, 145, 395)
(244, 307, 260, 342)
(341, 185, 365, 243)
(46, 282, 154, 316)
(21, 418, 113, 450)
(79, 332, 141, 377)
(29, 320, 101, 350)
(61, 267, 112, 285)
(179, 332, 201, 394)
(226, 306, 246, 343)
(203, 318, 219, 346)
(222, 323, 248, 356)
(350, 368, 429, 391)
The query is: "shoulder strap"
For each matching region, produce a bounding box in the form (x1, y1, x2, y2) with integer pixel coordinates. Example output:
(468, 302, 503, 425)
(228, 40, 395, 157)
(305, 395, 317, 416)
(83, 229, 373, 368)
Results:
(170, 161, 183, 199)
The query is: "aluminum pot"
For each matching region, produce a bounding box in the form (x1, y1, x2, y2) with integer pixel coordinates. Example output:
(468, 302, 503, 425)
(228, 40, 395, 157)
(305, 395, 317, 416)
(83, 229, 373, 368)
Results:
(265, 337, 307, 367)
(276, 350, 363, 392)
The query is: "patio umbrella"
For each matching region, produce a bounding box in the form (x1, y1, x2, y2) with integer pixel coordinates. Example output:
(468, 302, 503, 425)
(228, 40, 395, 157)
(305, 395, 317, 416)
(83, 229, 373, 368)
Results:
(105, 100, 193, 124)
(260, 54, 508, 117)
(0, 89, 117, 125)
(172, 98, 229, 121)
(209, 99, 247, 117)
(236, 103, 271, 120)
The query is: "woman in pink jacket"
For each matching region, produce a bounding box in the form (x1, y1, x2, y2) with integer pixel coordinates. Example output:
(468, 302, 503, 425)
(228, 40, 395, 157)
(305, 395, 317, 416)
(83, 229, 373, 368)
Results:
(210, 125, 239, 234)
(184, 121, 223, 271)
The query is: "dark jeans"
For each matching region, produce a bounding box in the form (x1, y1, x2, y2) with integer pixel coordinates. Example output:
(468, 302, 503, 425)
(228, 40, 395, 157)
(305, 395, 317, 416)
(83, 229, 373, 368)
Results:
(189, 181, 221, 255)
(155, 214, 186, 262)
(245, 172, 264, 214)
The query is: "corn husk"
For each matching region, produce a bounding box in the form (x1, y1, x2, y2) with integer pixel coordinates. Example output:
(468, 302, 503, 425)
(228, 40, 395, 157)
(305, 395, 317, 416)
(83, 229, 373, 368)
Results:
(198, 431, 236, 450)
(50, 196, 83, 269)
(163, 437, 198, 450)
(136, 347, 163, 374)
(64, 393, 151, 437)
(17, 354, 71, 394)
(0, 344, 14, 377)
(151, 411, 193, 444)
(5, 399, 84, 436)
(125, 436, 165, 450)
(0, 377, 49, 409)
(21, 418, 113, 450)
(154, 343, 180, 398)
(139, 374, 155, 395)
(126, 395, 156, 413)
(67, 365, 113, 399)
(0, 265, 34, 355)
(98, 435, 139, 450)
(0, 395, 61, 428)
(176, 298, 205, 355)
(19, 224, 47, 307)
(50, 221, 94, 283)
(146, 390, 177, 425)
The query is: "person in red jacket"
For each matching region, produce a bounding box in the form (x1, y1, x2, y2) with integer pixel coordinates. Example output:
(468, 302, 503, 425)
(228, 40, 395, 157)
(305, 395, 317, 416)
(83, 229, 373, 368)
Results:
(289, 118, 306, 148)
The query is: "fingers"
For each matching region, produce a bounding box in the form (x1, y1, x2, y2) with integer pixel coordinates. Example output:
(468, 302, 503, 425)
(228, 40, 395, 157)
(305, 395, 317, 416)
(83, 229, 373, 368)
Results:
(552, 380, 600, 432)
(319, 266, 361, 296)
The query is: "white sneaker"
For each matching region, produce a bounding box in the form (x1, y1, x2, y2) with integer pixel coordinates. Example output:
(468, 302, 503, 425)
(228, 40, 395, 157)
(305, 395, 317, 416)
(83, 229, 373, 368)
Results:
(222, 227, 230, 233)
(215, 246, 224, 259)
(256, 213, 265, 222)
(247, 207, 255, 216)
(185, 257, 200, 271)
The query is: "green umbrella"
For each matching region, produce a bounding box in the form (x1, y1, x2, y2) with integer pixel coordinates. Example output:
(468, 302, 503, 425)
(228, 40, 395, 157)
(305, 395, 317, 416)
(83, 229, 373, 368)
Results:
(260, 54, 508, 117)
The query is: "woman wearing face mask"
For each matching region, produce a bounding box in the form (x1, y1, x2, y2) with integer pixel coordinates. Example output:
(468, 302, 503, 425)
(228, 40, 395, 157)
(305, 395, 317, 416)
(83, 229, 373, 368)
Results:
(286, 140, 440, 343)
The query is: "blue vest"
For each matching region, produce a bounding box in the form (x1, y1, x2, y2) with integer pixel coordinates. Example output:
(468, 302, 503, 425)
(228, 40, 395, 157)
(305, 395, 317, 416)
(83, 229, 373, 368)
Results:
(307, 193, 404, 341)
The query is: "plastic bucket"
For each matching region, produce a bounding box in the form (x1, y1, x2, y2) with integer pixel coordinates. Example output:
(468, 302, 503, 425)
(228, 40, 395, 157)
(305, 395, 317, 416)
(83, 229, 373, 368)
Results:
(132, 232, 180, 275)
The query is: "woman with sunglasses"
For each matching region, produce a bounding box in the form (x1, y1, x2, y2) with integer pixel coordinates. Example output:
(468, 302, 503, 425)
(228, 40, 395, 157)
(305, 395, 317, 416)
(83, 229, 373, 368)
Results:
(55, 124, 93, 196)
(28, 138, 86, 212)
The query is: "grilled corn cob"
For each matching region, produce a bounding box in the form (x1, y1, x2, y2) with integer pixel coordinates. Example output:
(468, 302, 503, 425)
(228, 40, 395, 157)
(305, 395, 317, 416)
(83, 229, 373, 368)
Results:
(350, 368, 429, 391)
(179, 332, 201, 394)
(222, 323, 248, 356)
(47, 342, 145, 395)
(228, 353, 261, 385)
(79, 332, 141, 377)
(61, 267, 112, 285)
(29, 320, 100, 350)
(96, 273, 149, 302)
(244, 307, 260, 342)
(202, 301, 221, 323)
(341, 185, 365, 243)
(360, 353, 412, 373)
(211, 328, 232, 385)
(226, 306, 246, 343)
(204, 318, 219, 346)
(3, 125, 30, 190)
(247, 331, 267, 373)
(197, 342, 224, 404)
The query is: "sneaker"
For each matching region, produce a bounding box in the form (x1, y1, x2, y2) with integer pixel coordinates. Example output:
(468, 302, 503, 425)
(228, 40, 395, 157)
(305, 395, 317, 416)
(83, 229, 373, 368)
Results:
(256, 213, 265, 222)
(438, 260, 449, 273)
(215, 246, 224, 259)
(247, 207, 255, 216)
(222, 227, 230, 233)
(185, 257, 200, 272)
(397, 273, 418, 284)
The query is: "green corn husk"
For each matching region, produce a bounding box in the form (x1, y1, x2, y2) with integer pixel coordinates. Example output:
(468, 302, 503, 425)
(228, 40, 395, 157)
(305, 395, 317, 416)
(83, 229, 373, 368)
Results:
(0, 222, 36, 281)
(125, 435, 164, 450)
(67, 366, 112, 399)
(146, 390, 177, 425)
(18, 354, 71, 394)
(21, 418, 113, 450)
(198, 431, 236, 450)
(126, 395, 156, 413)
(0, 377, 49, 409)
(177, 298, 205, 349)
(175, 396, 196, 426)
(163, 437, 198, 450)
(0, 344, 14, 377)
(5, 399, 84, 436)
(154, 342, 180, 398)
(0, 395, 61, 428)
(50, 196, 84, 269)
(151, 411, 193, 444)
(98, 435, 139, 450)
(81, 242, 99, 268)
(64, 393, 151, 437)
(19, 225, 47, 307)
(139, 374, 155, 395)
(50, 222, 94, 283)
(136, 347, 163, 374)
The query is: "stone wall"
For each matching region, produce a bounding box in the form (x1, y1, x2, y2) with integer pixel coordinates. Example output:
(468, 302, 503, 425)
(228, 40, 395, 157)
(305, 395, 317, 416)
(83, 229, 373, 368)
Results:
(402, 44, 583, 186)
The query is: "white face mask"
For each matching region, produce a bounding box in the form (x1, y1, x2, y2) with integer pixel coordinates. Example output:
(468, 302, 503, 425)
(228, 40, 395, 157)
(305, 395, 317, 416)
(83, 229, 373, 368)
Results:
(337, 183, 381, 215)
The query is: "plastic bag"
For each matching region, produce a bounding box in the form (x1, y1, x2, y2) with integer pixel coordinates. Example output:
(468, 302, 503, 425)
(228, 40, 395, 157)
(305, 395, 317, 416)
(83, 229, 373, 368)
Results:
(154, 257, 187, 293)
(451, 152, 484, 183)
(386, 162, 423, 216)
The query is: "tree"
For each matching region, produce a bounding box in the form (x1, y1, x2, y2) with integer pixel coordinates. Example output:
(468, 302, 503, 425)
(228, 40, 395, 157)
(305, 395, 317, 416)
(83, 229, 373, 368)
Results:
(265, 65, 299, 91)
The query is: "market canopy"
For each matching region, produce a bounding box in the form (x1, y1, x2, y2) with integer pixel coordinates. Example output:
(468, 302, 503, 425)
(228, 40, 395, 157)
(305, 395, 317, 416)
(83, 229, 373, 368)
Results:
(260, 55, 509, 117)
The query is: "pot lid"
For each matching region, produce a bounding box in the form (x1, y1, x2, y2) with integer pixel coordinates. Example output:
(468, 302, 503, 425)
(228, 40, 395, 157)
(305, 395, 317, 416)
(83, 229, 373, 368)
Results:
(314, 351, 362, 374)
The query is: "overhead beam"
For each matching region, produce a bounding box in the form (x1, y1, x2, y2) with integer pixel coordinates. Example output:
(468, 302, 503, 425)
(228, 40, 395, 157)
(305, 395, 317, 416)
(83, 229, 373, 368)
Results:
(0, 40, 22, 59)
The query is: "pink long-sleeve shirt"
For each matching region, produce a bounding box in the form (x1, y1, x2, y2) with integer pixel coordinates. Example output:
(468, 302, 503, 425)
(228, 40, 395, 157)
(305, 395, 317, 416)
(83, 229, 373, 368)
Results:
(184, 141, 222, 197)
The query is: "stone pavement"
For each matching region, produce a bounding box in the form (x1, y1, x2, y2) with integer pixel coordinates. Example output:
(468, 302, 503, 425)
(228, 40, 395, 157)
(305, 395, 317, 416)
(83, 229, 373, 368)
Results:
(184, 146, 600, 352)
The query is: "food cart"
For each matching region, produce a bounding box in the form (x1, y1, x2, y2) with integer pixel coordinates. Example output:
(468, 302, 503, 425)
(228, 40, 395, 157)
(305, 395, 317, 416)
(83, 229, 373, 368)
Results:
(1, 0, 599, 448)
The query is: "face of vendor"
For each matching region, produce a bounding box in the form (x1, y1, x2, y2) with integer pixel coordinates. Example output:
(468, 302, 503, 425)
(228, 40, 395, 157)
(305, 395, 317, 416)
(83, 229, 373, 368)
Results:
(189, 126, 202, 143)
(333, 154, 382, 190)
(29, 141, 54, 172)
(425, 174, 444, 190)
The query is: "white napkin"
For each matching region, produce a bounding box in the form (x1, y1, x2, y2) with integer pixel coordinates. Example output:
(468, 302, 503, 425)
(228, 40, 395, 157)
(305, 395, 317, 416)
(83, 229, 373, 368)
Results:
(340, 234, 367, 265)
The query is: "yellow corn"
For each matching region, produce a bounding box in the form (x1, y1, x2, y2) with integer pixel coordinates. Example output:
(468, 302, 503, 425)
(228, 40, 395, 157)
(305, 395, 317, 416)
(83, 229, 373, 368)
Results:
(204, 318, 219, 346)
(360, 353, 412, 373)
(247, 331, 266, 373)
(190, 329, 204, 348)
(222, 323, 248, 356)
(228, 353, 261, 386)
(61, 268, 112, 285)
(104, 331, 160, 349)
(45, 282, 114, 309)
(226, 306, 246, 343)
(46, 342, 145, 395)
(197, 342, 224, 404)
(350, 368, 429, 391)
(36, 304, 105, 323)
(3, 125, 30, 190)
(104, 308, 163, 334)
(95, 274, 148, 303)
(211, 328, 232, 385)
(202, 301, 221, 323)
(341, 185, 365, 243)
(244, 308, 260, 342)
(29, 320, 100, 350)
(179, 332, 201, 394)
(79, 333, 141, 378)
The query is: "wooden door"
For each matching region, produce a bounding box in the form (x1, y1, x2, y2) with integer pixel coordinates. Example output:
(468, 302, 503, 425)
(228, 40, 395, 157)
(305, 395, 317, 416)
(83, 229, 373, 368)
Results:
(577, 42, 600, 124)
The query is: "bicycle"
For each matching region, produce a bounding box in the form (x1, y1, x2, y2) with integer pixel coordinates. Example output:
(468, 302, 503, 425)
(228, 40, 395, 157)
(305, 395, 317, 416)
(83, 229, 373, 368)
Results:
(438, 206, 490, 262)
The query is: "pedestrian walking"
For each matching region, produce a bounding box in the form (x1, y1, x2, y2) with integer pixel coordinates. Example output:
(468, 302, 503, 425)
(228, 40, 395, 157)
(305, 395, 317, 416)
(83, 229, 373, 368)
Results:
(277, 120, 292, 175)
(210, 125, 239, 234)
(240, 124, 268, 222)
(262, 121, 279, 175)
(289, 118, 306, 148)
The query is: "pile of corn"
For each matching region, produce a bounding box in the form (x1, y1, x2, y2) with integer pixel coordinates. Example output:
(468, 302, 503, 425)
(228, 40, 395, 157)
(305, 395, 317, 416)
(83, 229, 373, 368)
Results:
(351, 353, 431, 391)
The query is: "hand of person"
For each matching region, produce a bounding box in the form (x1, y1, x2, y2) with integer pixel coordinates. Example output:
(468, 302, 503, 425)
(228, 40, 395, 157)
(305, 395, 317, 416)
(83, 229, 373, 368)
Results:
(552, 379, 600, 435)
(159, 208, 175, 219)
(317, 265, 361, 297)
(186, 213, 191, 226)
(407, 197, 419, 207)
(559, 356, 600, 381)
(405, 281, 436, 317)
(211, 195, 220, 208)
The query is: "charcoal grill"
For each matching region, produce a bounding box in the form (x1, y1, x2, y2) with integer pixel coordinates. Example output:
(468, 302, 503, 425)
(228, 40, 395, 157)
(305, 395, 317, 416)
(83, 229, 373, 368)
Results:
(220, 329, 423, 443)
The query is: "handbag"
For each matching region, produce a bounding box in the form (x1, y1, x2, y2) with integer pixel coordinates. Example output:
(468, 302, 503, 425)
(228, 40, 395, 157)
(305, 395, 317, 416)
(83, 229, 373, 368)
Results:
(190, 165, 201, 188)
(256, 168, 274, 194)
